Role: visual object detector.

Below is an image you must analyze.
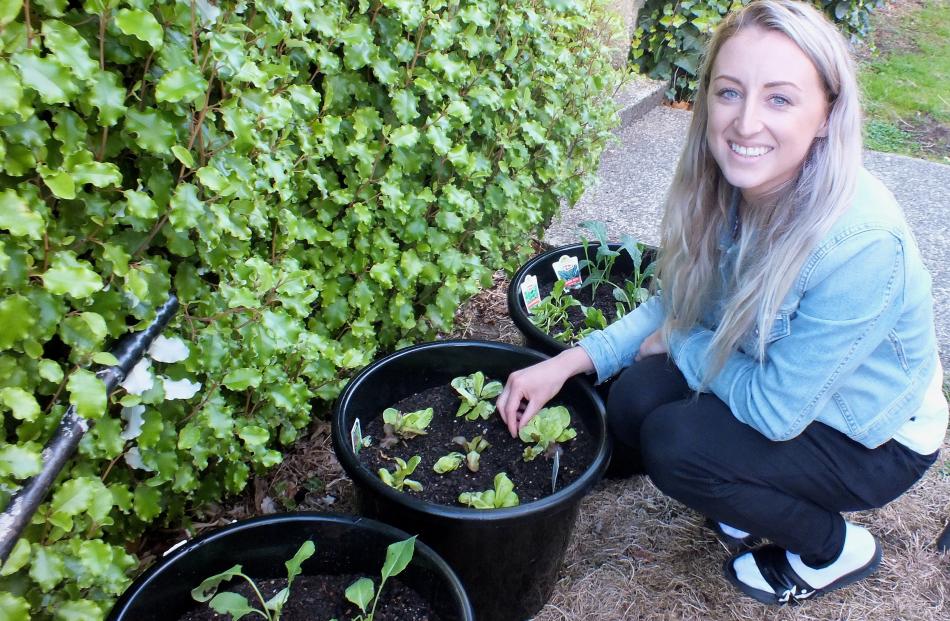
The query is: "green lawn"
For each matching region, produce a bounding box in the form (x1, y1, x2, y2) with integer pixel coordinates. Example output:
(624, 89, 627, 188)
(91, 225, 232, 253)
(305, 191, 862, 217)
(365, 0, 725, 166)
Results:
(859, 0, 950, 162)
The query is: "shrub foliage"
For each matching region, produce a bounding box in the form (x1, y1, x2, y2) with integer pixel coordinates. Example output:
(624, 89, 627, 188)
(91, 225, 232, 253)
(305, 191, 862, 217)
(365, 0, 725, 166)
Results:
(632, 0, 883, 100)
(0, 0, 620, 617)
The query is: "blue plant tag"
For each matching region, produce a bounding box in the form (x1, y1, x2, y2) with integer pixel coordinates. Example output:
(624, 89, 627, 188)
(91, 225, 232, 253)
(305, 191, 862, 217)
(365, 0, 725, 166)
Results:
(552, 255, 581, 290)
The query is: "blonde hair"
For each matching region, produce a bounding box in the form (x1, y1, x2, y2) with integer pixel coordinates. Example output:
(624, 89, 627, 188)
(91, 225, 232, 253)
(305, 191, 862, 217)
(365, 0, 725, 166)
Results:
(659, 0, 863, 383)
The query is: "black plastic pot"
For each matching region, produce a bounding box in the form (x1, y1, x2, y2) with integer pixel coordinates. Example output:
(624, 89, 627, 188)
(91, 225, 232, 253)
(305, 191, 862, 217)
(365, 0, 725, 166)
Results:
(507, 242, 656, 356)
(108, 513, 474, 621)
(332, 340, 610, 621)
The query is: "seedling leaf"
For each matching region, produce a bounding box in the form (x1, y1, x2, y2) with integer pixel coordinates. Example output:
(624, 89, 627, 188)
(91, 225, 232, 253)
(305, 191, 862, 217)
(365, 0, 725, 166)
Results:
(208, 592, 262, 620)
(285, 540, 315, 586)
(345, 577, 375, 613)
(433, 452, 465, 473)
(381, 536, 416, 580)
(192, 565, 244, 601)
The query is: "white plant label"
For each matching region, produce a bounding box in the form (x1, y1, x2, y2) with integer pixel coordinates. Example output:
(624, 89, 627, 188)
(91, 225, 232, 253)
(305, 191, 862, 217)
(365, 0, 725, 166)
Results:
(351, 418, 363, 454)
(521, 274, 541, 312)
(552, 447, 561, 493)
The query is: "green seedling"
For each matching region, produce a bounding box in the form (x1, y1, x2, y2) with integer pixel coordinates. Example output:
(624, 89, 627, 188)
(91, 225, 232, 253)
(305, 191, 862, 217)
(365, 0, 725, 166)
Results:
(191, 539, 315, 621)
(433, 451, 465, 474)
(336, 536, 417, 621)
(458, 472, 520, 509)
(451, 371, 503, 420)
(380, 407, 433, 448)
(452, 435, 491, 472)
(579, 220, 623, 299)
(613, 253, 656, 317)
(378, 455, 423, 492)
(529, 279, 580, 341)
(519, 405, 577, 461)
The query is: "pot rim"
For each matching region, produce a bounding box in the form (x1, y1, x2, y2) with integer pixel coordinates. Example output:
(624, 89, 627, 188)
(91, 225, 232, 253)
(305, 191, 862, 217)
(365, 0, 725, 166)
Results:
(110, 512, 473, 620)
(332, 339, 609, 521)
(507, 242, 652, 353)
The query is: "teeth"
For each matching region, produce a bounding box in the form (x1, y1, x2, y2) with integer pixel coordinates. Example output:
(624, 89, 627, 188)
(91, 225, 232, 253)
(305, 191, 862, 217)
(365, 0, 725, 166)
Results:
(730, 142, 771, 157)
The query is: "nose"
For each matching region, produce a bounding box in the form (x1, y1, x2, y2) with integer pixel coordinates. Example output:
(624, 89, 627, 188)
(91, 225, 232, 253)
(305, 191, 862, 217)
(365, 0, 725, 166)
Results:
(734, 99, 763, 137)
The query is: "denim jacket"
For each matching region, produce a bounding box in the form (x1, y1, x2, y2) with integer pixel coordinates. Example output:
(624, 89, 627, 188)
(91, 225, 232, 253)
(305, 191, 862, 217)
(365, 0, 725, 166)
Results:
(579, 169, 940, 448)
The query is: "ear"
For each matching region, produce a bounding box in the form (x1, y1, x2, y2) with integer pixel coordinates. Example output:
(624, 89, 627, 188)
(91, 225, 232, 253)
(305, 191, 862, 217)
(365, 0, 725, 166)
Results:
(816, 115, 829, 139)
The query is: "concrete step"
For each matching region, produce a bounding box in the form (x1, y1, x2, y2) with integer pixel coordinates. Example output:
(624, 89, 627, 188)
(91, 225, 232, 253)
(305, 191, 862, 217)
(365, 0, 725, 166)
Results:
(613, 73, 667, 129)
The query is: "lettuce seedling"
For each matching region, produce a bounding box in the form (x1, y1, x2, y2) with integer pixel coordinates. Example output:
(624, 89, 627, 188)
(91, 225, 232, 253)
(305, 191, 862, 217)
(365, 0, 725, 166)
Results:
(433, 451, 465, 474)
(458, 472, 520, 509)
(377, 455, 423, 492)
(529, 279, 581, 342)
(191, 539, 315, 621)
(338, 536, 417, 621)
(380, 407, 433, 448)
(451, 371, 503, 420)
(452, 434, 491, 472)
(519, 406, 577, 461)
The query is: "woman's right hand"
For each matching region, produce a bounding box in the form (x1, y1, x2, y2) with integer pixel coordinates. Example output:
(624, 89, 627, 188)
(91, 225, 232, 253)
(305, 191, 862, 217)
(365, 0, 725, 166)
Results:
(496, 347, 595, 438)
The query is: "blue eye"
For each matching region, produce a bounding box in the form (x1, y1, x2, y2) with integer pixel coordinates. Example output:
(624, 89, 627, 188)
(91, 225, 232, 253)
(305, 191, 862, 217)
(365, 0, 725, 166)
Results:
(717, 88, 740, 100)
(770, 95, 791, 106)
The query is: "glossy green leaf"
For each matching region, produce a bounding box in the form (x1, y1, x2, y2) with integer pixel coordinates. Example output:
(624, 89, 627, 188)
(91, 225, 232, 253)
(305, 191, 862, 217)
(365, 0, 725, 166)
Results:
(171, 145, 195, 167)
(0, 189, 45, 239)
(0, 593, 29, 621)
(53, 599, 101, 621)
(85, 71, 128, 126)
(0, 60, 24, 115)
(0, 443, 42, 478)
(156, 65, 208, 104)
(223, 367, 262, 390)
(0, 295, 37, 348)
(0, 387, 41, 421)
(114, 8, 164, 49)
(30, 546, 65, 591)
(67, 369, 107, 419)
(0, 0, 22, 26)
(11, 52, 77, 104)
(42, 21, 98, 82)
(43, 252, 104, 299)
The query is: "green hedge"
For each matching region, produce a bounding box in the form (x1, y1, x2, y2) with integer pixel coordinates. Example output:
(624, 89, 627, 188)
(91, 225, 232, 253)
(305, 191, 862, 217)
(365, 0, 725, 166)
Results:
(632, 0, 884, 100)
(0, 0, 621, 617)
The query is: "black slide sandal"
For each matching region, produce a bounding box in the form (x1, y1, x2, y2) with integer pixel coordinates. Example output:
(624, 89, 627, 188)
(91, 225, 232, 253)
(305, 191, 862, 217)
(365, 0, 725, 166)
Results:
(723, 542, 883, 605)
(704, 518, 759, 553)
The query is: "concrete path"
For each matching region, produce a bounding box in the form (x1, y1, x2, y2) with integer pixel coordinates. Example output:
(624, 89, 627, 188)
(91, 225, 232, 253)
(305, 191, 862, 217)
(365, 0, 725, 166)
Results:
(545, 105, 950, 371)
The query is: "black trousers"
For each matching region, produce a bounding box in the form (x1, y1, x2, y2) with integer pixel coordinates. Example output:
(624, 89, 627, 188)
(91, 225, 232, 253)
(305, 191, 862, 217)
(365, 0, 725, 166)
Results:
(607, 355, 938, 565)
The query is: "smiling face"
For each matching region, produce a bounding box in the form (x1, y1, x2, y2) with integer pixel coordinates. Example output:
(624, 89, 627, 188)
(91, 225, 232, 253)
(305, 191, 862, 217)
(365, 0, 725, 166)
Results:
(706, 26, 830, 202)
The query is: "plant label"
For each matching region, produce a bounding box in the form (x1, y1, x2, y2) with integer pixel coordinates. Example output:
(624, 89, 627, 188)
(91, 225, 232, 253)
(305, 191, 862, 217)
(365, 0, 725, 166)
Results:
(552, 255, 581, 290)
(551, 447, 561, 493)
(520, 274, 542, 312)
(350, 418, 364, 454)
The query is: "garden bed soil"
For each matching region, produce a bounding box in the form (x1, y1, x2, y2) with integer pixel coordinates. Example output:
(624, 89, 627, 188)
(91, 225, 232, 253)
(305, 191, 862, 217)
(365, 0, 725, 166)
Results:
(179, 574, 439, 621)
(357, 383, 597, 506)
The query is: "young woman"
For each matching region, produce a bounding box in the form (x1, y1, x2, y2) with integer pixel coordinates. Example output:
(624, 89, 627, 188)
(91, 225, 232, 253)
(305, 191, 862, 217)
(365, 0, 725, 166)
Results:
(497, 0, 947, 606)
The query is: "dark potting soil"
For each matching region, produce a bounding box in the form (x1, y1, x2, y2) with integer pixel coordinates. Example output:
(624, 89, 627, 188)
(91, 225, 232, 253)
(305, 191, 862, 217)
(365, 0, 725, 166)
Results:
(179, 573, 439, 621)
(357, 383, 597, 506)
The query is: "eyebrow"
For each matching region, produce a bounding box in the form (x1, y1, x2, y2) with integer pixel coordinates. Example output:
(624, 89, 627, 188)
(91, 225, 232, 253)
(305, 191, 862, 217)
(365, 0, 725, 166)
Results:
(713, 75, 803, 91)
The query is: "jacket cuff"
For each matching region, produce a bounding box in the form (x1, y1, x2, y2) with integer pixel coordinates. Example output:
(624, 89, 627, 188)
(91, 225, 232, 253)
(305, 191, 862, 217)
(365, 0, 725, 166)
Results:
(578, 332, 620, 385)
